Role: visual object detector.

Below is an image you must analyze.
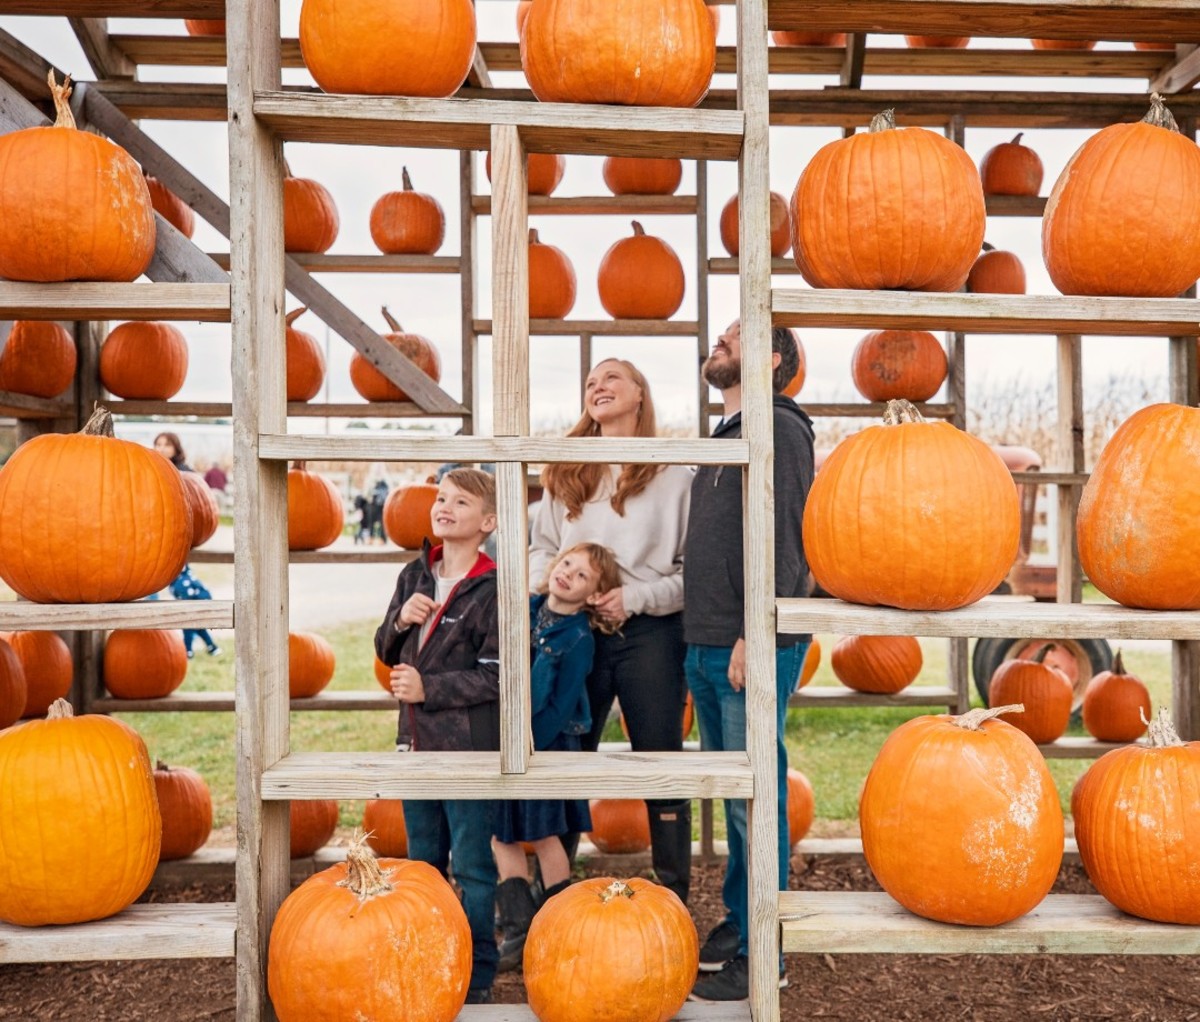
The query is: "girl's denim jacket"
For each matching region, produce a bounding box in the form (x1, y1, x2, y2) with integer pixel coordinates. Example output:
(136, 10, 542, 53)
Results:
(529, 594, 595, 751)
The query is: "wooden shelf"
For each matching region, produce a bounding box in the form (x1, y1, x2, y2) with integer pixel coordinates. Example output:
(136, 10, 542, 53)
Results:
(1038, 736, 1131, 759)
(789, 685, 959, 707)
(253, 91, 745, 161)
(261, 750, 754, 801)
(92, 690, 398, 713)
(207, 252, 461, 274)
(472, 195, 698, 217)
(0, 601, 234, 631)
(0, 390, 71, 419)
(105, 400, 463, 419)
(710, 257, 800, 275)
(472, 318, 700, 337)
(0, 283, 230, 322)
(188, 548, 420, 565)
(457, 1008, 749, 1021)
(779, 892, 1200, 955)
(777, 597, 1200, 640)
(773, 289, 1200, 336)
(0, 1, 222, 14)
(793, 403, 957, 420)
(0, 903, 234, 964)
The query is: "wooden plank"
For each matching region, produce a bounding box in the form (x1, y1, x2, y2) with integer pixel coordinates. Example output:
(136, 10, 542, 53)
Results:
(0, 602, 233, 630)
(1172, 640, 1200, 742)
(261, 750, 754, 800)
(695, 159, 712, 433)
(1056, 335, 1084, 605)
(0, 1, 224, 14)
(68, 18, 135, 79)
(779, 892, 1200, 954)
(0, 27, 57, 101)
(840, 33, 867, 87)
(208, 252, 461, 274)
(466, 45, 493, 90)
(789, 685, 958, 707)
(949, 637, 970, 713)
(1152, 45, 1200, 94)
(0, 390, 72, 419)
(772, 289, 1200, 336)
(105, 399, 461, 418)
(459, 149, 478, 429)
(1037, 736, 1130, 759)
(188, 549, 421, 565)
(93, 691, 402, 713)
(0, 283, 229, 322)
(710, 256, 799, 275)
(253, 91, 746, 161)
(472, 195, 699, 217)
(0, 903, 235, 963)
(454, 1007, 750, 1022)
(796, 402, 956, 419)
(93, 81, 230, 122)
(474, 319, 701, 337)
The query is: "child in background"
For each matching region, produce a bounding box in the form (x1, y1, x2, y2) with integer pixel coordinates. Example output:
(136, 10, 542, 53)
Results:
(492, 542, 623, 972)
(170, 566, 220, 657)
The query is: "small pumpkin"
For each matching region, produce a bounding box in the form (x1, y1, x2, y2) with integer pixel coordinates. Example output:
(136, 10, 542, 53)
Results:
(283, 165, 340, 254)
(989, 643, 1073, 745)
(719, 191, 791, 257)
(289, 631, 336, 698)
(382, 481, 439, 550)
(184, 19, 226, 35)
(772, 31, 847, 46)
(0, 321, 77, 399)
(787, 767, 815, 847)
(1081, 650, 1151, 743)
(797, 639, 820, 689)
(154, 760, 213, 861)
(831, 635, 923, 694)
(104, 629, 189, 700)
(781, 336, 808, 398)
(363, 799, 408, 858)
(979, 132, 1044, 197)
(851, 330, 947, 403)
(290, 799, 339, 859)
(99, 321, 189, 400)
(145, 173, 195, 238)
(967, 243, 1027, 294)
(597, 221, 685, 320)
(349, 308, 442, 403)
(0, 632, 72, 719)
(586, 799, 651, 854)
(285, 307, 326, 403)
(1032, 38, 1096, 49)
(601, 157, 683, 196)
(370, 167, 446, 255)
(180, 471, 220, 548)
(485, 151, 566, 197)
(905, 35, 971, 47)
(528, 229, 577, 319)
(0, 638, 26, 731)
(287, 461, 345, 551)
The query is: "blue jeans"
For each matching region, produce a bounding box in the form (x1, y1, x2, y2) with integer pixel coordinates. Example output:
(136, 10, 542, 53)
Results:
(685, 640, 808, 957)
(402, 798, 499, 993)
(182, 628, 217, 653)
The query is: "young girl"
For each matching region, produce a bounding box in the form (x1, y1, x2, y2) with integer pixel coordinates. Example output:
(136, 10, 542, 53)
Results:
(493, 542, 622, 972)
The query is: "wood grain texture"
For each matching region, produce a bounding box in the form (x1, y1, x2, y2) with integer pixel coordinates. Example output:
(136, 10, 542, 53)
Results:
(1036, 736, 1131, 759)
(490, 124, 529, 439)
(496, 464, 531, 774)
(695, 161, 712, 433)
(460, 148, 479, 428)
(473, 195, 699, 217)
(105, 399, 460, 418)
(1172, 640, 1200, 742)
(473, 318, 701, 337)
(67, 18, 134, 79)
(949, 637, 970, 713)
(0, 1, 223, 14)
(1055, 335, 1084, 605)
(789, 685, 959, 707)
(1151, 45, 1200, 94)
(0, 602, 233, 630)
(188, 549, 421, 565)
(209, 252, 461, 274)
(91, 691, 403, 713)
(0, 283, 228, 321)
(793, 837, 1081, 860)
(0, 390, 71, 419)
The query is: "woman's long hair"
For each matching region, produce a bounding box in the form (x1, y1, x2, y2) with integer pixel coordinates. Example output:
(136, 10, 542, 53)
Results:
(154, 431, 186, 468)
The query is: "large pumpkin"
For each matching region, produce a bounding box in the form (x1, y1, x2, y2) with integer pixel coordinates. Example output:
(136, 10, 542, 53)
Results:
(269, 841, 471, 1022)
(988, 643, 1074, 745)
(349, 309, 442, 402)
(0, 72, 155, 283)
(831, 635, 922, 694)
(485, 151, 566, 196)
(104, 629, 189, 700)
(290, 799, 339, 859)
(289, 631, 336, 698)
(602, 157, 682, 196)
(1077, 403, 1200, 609)
(597, 222, 685, 320)
(521, 0, 715, 107)
(287, 462, 345, 551)
(299, 0, 476, 97)
(1043, 95, 1200, 297)
(99, 321, 189, 400)
(861, 706, 1063, 926)
(184, 19, 226, 35)
(1081, 650, 1151, 743)
(180, 470, 220, 548)
(283, 168, 339, 254)
(803, 400, 1019, 611)
(529, 229, 577, 319)
(850, 329, 947, 402)
(0, 638, 26, 731)
(786, 768, 815, 847)
(0, 699, 160, 925)
(967, 243, 1027, 294)
(383, 481, 439, 550)
(586, 799, 650, 854)
(0, 407, 191, 603)
(370, 167, 446, 255)
(772, 31, 847, 46)
(285, 307, 326, 403)
(0, 631, 72, 719)
(145, 173, 195, 238)
(0, 321, 77, 398)
(979, 132, 1045, 196)
(719, 191, 791, 257)
(1072, 710, 1200, 924)
(524, 877, 698, 1022)
(363, 799, 408, 858)
(154, 760, 213, 861)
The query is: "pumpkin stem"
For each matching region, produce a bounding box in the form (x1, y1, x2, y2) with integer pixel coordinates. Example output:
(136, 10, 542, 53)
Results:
(337, 833, 395, 901)
(1143, 93, 1180, 132)
(401, 166, 413, 191)
(47, 71, 75, 130)
(282, 155, 294, 179)
(156, 760, 170, 771)
(381, 306, 403, 333)
(950, 704, 1025, 731)
(882, 398, 925, 426)
(869, 109, 897, 133)
(292, 460, 307, 472)
(1010, 132, 1024, 145)
(529, 228, 540, 245)
(631, 220, 646, 237)
(1031, 642, 1057, 664)
(46, 698, 75, 720)
(1143, 707, 1185, 748)
(599, 879, 635, 903)
(981, 241, 995, 253)
(1112, 648, 1125, 675)
(81, 405, 116, 439)
(286, 306, 308, 328)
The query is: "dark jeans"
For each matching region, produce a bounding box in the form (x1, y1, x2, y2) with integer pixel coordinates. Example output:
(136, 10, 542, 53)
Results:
(402, 798, 499, 994)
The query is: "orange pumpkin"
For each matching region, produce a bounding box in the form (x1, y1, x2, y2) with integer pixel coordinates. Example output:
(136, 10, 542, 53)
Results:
(781, 335, 808, 398)
(289, 631, 336, 698)
(979, 132, 1044, 197)
(0, 321, 77, 399)
(529, 229, 577, 319)
(861, 706, 1063, 925)
(104, 629, 188, 700)
(363, 799, 408, 858)
(0, 73, 155, 283)
(1072, 710, 1200, 924)
(1134, 41, 1177, 50)
(268, 841, 471, 1021)
(300, 0, 477, 97)
(787, 767, 815, 847)
(287, 462, 345, 551)
(283, 170, 339, 254)
(586, 799, 651, 854)
(719, 191, 790, 257)
(0, 407, 191, 603)
(1077, 403, 1200, 609)
(184, 19, 226, 35)
(180, 471, 220, 548)
(521, 0, 715, 107)
(374, 655, 393, 692)
(905, 35, 971, 47)
(602, 157, 683, 196)
(0, 631, 72, 719)
(370, 167, 446, 255)
(144, 173, 195, 238)
(791, 109, 985, 291)
(382, 481, 439, 550)
(803, 400, 1019, 611)
(290, 799, 339, 859)
(0, 638, 26, 731)
(154, 760, 213, 861)
(485, 151, 566, 197)
(967, 243, 1027, 294)
(0, 699, 160, 925)
(349, 309, 442, 403)
(99, 321, 189, 400)
(851, 330, 947, 403)
(1044, 95, 1200, 297)
(597, 221, 685, 320)
(831, 635, 922, 694)
(1081, 650, 1151, 743)
(772, 31, 847, 46)
(285, 307, 326, 403)
(516, 1, 531, 35)
(989, 643, 1073, 745)
(1032, 38, 1096, 49)
(798, 639, 820, 688)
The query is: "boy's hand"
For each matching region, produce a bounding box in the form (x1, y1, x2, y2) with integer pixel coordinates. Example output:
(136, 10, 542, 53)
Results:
(390, 664, 426, 703)
(398, 593, 441, 627)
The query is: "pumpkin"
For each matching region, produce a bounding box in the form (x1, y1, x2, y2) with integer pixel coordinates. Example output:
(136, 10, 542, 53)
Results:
(0, 638, 26, 731)
(154, 760, 213, 861)
(851, 329, 947, 402)
(0, 321, 76, 398)
(184, 19, 226, 35)
(269, 839, 471, 1022)
(289, 631, 336, 698)
(1077, 403, 1200, 609)
(525, 877, 698, 1022)
(0, 631, 72, 719)
(790, 109, 986, 292)
(517, 1, 531, 35)
(299, 0, 476, 97)
(1043, 94, 1200, 297)
(601, 157, 683, 196)
(290, 799, 339, 859)
(1032, 38, 1096, 49)
(374, 655, 393, 692)
(586, 799, 651, 854)
(349, 308, 442, 403)
(180, 471, 220, 548)
(1072, 710, 1200, 924)
(370, 167, 446, 255)
(283, 167, 339, 254)
(1081, 650, 1151, 743)
(905, 35, 971, 47)
(803, 400, 1019, 611)
(979, 132, 1044, 196)
(797, 639, 820, 689)
(1134, 41, 1177, 50)
(719, 190, 791, 257)
(0, 407, 191, 603)
(787, 768, 815, 847)
(621, 692, 694, 741)
(781, 335, 808, 398)
(485, 150, 566, 196)
(285, 307, 326, 403)
(363, 799, 408, 858)
(707, 5, 720, 33)
(104, 629, 189, 700)
(989, 643, 1073, 745)
(0, 73, 155, 283)
(597, 221, 685, 320)
(772, 31, 847, 46)
(0, 699, 160, 925)
(831, 635, 922, 694)
(145, 173, 195, 238)
(382, 481, 439, 550)
(528, 229, 577, 319)
(860, 705, 1063, 926)
(967, 243, 1027, 294)
(99, 321, 189, 400)
(288, 462, 345, 551)
(521, 0, 716, 108)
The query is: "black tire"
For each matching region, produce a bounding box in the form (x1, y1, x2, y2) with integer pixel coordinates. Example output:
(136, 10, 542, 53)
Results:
(973, 637, 1114, 711)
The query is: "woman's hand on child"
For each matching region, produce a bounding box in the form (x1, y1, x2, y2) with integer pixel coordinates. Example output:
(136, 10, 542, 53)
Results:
(589, 587, 628, 627)
(398, 593, 441, 627)
(727, 637, 747, 692)
(390, 664, 426, 703)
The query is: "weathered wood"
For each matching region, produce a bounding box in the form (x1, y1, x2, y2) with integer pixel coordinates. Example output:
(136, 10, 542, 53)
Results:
(0, 390, 72, 419)
(0, 27, 58, 100)
(790, 401, 957, 420)
(1151, 45, 1200, 94)
(949, 637, 970, 713)
(840, 34, 867, 87)
(792, 837, 1081, 860)
(208, 252, 461, 274)
(789, 685, 959, 707)
(0, 602, 233, 630)
(0, 283, 229, 322)
(0, 0, 223, 14)
(695, 160, 712, 433)
(460, 148, 478, 429)
(188, 548, 421, 565)
(1056, 335, 1084, 605)
(91, 691, 402, 713)
(68, 18, 134, 79)
(104, 399, 460, 418)
(1172, 640, 1200, 742)
(466, 45, 493, 90)
(93, 80, 230, 122)
(1037, 736, 1132, 759)
(473, 319, 701, 337)
(456, 1007, 750, 1021)
(472, 194, 699, 217)
(710, 256, 798, 274)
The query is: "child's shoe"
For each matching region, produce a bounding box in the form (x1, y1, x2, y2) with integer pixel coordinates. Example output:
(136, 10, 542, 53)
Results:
(207, 645, 221, 656)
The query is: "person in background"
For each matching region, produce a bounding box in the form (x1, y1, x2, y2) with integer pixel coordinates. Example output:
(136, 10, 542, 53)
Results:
(203, 462, 227, 493)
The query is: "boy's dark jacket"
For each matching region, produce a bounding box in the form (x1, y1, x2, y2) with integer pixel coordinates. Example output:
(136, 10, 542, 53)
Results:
(529, 593, 594, 750)
(374, 543, 500, 752)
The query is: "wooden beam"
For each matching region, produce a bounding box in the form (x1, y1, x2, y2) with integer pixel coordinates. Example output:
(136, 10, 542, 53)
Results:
(0, 601, 233, 630)
(1055, 335, 1084, 605)
(0, 390, 72, 419)
(1151, 44, 1200, 94)
(0, 282, 229, 322)
(840, 33, 867, 87)
(208, 252, 462, 274)
(473, 318, 701, 337)
(104, 399, 461, 418)
(472, 194, 699, 216)
(0, 1, 224, 14)
(466, 45, 493, 89)
(790, 685, 958, 707)
(0, 27, 56, 100)
(68, 18, 134, 79)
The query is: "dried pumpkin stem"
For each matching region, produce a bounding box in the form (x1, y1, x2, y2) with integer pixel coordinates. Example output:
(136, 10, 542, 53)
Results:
(337, 834, 395, 901)
(1142, 707, 1185, 748)
(46, 698, 74, 720)
(1010, 132, 1024, 145)
(381, 306, 403, 333)
(1112, 649, 1125, 675)
(292, 460, 307, 472)
(81, 405, 116, 438)
(869, 109, 897, 133)
(286, 307, 308, 327)
(156, 760, 170, 772)
(401, 166, 413, 191)
(1143, 93, 1179, 133)
(951, 704, 1024, 731)
(599, 879, 635, 902)
(1031, 643, 1057, 664)
(48, 71, 75, 130)
(631, 220, 646, 237)
(882, 398, 925, 426)
(529, 228, 540, 245)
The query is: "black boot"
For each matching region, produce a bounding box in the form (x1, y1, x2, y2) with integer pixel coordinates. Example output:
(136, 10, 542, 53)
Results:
(495, 877, 537, 973)
(647, 800, 692, 905)
(539, 878, 571, 906)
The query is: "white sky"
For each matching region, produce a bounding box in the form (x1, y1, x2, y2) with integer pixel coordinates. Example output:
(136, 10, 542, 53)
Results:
(0, 6, 1179, 438)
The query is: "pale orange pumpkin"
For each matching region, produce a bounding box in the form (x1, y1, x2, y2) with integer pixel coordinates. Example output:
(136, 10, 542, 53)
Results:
(529, 229, 577, 319)
(363, 799, 408, 858)
(287, 462, 345, 551)
(486, 150, 566, 196)
(772, 30, 847, 46)
(184, 19, 226, 35)
(349, 309, 442, 403)
(831, 635, 923, 694)
(0, 631, 72, 719)
(979, 132, 1044, 197)
(851, 330, 947, 403)
(967, 243, 1027, 294)
(104, 629, 189, 700)
(180, 471, 220, 548)
(1081, 650, 1151, 743)
(382, 481, 439, 550)
(284, 168, 339, 254)
(370, 167, 446, 255)
(290, 799, 339, 859)
(602, 157, 683, 196)
(0, 321, 77, 399)
(1032, 38, 1096, 49)
(145, 173, 195, 238)
(989, 644, 1073, 745)
(719, 191, 790, 257)
(373, 655, 393, 692)
(99, 321, 189, 400)
(586, 799, 651, 854)
(597, 221, 685, 320)
(0, 638, 26, 731)
(289, 631, 336, 698)
(906, 35, 971, 47)
(787, 767, 815, 847)
(285, 307, 327, 403)
(154, 760, 213, 861)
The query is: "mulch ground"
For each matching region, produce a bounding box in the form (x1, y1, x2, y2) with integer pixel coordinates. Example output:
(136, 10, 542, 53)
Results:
(2, 856, 1197, 1021)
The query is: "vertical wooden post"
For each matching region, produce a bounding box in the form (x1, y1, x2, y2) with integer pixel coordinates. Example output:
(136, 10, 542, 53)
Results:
(1056, 335, 1084, 605)
(73, 319, 104, 714)
(1173, 640, 1200, 742)
(460, 148, 478, 434)
(695, 159, 712, 435)
(946, 325, 969, 710)
(579, 331, 593, 404)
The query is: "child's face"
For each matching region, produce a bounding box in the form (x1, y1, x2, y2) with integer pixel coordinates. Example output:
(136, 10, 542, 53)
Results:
(549, 552, 602, 606)
(430, 479, 496, 541)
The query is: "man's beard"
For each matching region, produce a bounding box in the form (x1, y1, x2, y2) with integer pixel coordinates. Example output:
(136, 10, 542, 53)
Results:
(702, 352, 741, 390)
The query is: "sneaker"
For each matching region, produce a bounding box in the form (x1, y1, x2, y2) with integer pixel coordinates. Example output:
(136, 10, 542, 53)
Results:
(186, 651, 194, 659)
(207, 646, 221, 656)
(698, 919, 740, 972)
(465, 989, 492, 1005)
(689, 956, 788, 1003)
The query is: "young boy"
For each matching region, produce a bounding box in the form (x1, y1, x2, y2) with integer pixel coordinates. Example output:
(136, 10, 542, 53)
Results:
(374, 467, 500, 1004)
